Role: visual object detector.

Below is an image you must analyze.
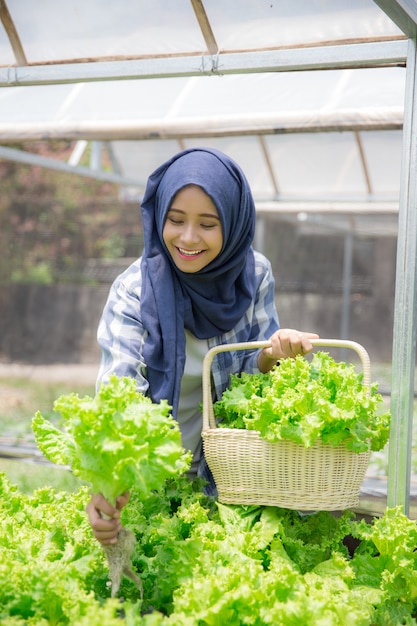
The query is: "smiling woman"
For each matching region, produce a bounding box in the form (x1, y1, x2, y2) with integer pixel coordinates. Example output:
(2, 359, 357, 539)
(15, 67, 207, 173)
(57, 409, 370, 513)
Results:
(86, 146, 318, 547)
(162, 184, 223, 273)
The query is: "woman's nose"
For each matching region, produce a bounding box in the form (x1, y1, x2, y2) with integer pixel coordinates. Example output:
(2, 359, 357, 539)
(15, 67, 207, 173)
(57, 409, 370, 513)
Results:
(181, 223, 199, 244)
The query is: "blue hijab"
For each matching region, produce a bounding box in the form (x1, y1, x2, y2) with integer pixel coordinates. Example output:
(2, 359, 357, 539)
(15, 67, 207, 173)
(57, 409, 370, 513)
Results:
(140, 147, 256, 415)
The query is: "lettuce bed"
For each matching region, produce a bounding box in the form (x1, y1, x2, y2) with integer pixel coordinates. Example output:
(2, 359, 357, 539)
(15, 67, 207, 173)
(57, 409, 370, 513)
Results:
(1, 374, 408, 625)
(1, 472, 417, 625)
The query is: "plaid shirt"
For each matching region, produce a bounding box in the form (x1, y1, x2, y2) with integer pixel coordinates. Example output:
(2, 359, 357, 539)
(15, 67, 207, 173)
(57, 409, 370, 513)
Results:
(97, 249, 280, 401)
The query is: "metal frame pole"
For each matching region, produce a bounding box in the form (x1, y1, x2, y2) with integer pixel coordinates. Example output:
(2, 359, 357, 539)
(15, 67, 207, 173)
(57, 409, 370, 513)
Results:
(387, 38, 417, 515)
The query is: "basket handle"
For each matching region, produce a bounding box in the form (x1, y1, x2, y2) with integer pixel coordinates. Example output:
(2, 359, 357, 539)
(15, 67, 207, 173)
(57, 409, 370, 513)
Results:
(202, 338, 371, 431)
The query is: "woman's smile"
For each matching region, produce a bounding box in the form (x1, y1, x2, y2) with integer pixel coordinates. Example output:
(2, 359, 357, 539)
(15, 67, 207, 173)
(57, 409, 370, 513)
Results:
(177, 247, 205, 257)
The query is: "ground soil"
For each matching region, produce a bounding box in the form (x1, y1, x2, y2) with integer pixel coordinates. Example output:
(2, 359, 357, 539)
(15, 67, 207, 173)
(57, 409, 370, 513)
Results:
(0, 363, 98, 385)
(0, 363, 98, 417)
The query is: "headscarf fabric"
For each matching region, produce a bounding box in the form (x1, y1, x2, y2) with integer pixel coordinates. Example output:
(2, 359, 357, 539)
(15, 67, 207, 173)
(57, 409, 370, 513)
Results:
(140, 147, 256, 415)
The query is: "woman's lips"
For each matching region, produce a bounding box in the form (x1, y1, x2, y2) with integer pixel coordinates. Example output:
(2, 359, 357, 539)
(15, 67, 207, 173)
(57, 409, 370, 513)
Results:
(177, 247, 204, 258)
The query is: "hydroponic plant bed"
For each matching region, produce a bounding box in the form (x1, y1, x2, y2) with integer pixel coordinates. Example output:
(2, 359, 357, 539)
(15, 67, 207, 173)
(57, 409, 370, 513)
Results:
(2, 471, 417, 626)
(1, 369, 417, 624)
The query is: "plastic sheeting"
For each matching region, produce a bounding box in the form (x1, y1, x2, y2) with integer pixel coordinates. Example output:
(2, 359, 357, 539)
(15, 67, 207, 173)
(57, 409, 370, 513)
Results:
(0, 67, 406, 217)
(0, 0, 404, 65)
(0, 0, 407, 217)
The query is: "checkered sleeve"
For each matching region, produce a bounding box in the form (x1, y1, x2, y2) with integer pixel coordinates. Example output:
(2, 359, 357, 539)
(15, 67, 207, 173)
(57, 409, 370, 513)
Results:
(209, 251, 280, 397)
(96, 259, 149, 395)
(242, 250, 280, 371)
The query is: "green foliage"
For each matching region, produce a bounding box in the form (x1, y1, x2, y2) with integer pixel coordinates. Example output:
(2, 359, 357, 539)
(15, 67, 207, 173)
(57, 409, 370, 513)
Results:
(96, 233, 127, 259)
(1, 367, 414, 624)
(214, 352, 391, 452)
(0, 459, 82, 494)
(10, 261, 54, 284)
(2, 466, 417, 625)
(126, 494, 417, 625)
(32, 375, 192, 505)
(0, 142, 141, 285)
(124, 476, 218, 614)
(0, 473, 122, 625)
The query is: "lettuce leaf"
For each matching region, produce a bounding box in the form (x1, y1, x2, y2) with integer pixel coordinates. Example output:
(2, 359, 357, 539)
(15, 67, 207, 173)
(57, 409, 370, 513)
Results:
(353, 507, 417, 604)
(32, 375, 191, 505)
(214, 352, 390, 452)
(3, 467, 417, 625)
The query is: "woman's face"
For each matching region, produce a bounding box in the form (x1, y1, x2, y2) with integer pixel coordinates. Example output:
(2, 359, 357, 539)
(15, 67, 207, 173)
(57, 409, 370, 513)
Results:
(162, 184, 223, 273)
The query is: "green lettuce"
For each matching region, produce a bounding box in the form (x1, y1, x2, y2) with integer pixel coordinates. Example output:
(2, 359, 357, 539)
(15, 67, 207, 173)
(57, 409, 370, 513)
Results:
(213, 351, 390, 452)
(32, 375, 191, 505)
(0, 474, 121, 625)
(2, 467, 417, 625)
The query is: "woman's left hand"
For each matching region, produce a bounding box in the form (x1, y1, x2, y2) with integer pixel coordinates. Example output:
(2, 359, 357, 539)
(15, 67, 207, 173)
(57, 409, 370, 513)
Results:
(258, 328, 319, 373)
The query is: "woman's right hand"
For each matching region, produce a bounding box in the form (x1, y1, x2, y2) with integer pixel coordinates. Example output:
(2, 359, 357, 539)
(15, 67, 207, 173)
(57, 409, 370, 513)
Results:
(86, 491, 130, 545)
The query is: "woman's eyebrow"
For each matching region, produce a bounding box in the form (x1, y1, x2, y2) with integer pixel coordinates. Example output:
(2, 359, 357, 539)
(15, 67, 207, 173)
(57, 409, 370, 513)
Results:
(168, 207, 220, 220)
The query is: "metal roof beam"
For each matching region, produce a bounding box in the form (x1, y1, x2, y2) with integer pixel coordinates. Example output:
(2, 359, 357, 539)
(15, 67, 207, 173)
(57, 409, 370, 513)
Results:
(0, 108, 404, 142)
(258, 136, 280, 196)
(256, 200, 398, 214)
(0, 40, 407, 87)
(190, 0, 218, 55)
(355, 131, 373, 195)
(0, 144, 144, 188)
(373, 0, 417, 38)
(0, 0, 27, 66)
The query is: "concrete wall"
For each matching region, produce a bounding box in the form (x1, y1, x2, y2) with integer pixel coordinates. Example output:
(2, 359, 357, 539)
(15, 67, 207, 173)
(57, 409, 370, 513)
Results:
(0, 283, 108, 364)
(274, 237, 397, 365)
(0, 271, 395, 366)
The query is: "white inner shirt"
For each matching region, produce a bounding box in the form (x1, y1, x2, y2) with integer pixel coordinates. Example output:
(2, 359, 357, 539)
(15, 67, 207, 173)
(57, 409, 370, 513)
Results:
(176, 329, 209, 476)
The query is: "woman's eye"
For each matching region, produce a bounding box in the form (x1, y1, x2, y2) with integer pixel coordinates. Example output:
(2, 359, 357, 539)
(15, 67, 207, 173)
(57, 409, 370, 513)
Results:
(201, 223, 217, 229)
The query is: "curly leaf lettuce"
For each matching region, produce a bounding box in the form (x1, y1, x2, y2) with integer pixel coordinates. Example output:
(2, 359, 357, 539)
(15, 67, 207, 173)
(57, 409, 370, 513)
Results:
(32, 375, 191, 505)
(3, 468, 417, 624)
(214, 351, 390, 452)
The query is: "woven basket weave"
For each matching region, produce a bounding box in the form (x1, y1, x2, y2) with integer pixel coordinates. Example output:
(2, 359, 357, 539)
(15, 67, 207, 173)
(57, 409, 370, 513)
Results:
(202, 339, 372, 511)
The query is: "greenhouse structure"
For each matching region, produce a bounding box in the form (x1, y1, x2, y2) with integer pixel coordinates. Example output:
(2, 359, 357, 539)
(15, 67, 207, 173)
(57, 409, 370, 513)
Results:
(1, 0, 417, 518)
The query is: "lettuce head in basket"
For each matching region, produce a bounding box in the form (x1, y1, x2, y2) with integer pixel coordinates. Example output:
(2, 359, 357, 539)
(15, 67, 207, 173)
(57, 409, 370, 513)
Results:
(213, 351, 390, 453)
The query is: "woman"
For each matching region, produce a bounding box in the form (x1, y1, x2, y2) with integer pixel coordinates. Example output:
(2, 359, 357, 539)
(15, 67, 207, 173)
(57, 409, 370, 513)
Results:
(87, 147, 318, 544)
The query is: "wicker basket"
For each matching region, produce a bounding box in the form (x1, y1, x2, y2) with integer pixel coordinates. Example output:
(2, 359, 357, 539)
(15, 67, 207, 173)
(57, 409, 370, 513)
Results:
(202, 339, 372, 511)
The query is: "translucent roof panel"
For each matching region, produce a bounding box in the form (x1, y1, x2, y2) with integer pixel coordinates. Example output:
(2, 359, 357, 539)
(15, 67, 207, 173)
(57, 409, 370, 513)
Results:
(0, 67, 405, 139)
(0, 63, 404, 204)
(0, 2, 407, 209)
(109, 131, 402, 204)
(111, 140, 186, 187)
(108, 137, 277, 197)
(361, 130, 403, 195)
(204, 0, 404, 51)
(5, 0, 206, 63)
(264, 131, 400, 200)
(0, 18, 14, 65)
(0, 0, 405, 69)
